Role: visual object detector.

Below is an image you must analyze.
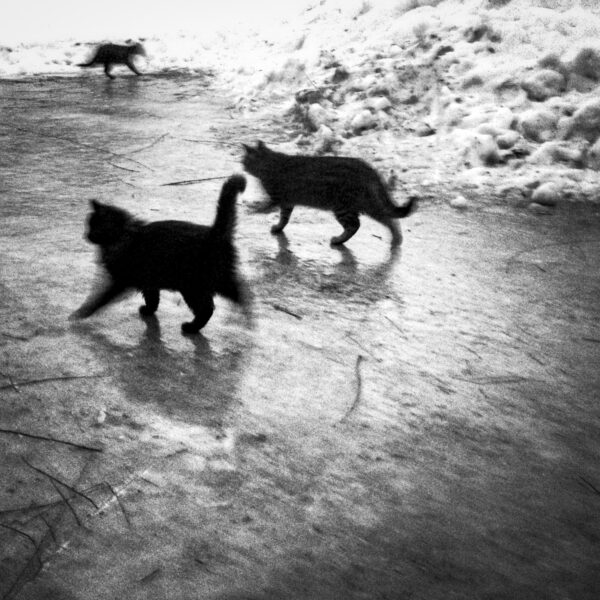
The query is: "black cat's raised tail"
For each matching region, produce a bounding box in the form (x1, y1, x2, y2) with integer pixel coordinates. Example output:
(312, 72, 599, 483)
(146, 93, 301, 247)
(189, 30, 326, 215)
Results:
(210, 175, 253, 321)
(211, 174, 247, 239)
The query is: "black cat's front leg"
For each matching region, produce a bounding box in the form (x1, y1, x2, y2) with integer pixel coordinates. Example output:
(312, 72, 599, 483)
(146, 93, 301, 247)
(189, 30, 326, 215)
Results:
(181, 291, 215, 334)
(139, 289, 160, 316)
(271, 206, 293, 234)
(331, 212, 360, 245)
(70, 282, 126, 319)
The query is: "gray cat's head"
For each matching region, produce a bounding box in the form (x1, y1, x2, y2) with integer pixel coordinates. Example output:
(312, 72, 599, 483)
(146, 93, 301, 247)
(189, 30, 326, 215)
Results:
(130, 42, 146, 56)
(241, 140, 270, 175)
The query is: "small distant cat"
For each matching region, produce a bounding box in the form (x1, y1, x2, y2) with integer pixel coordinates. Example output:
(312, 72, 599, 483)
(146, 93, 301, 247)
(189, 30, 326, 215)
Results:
(71, 175, 249, 333)
(242, 141, 415, 247)
(78, 42, 145, 79)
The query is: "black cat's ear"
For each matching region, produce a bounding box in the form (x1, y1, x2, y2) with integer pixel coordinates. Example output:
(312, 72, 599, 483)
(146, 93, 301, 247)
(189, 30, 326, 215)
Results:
(257, 140, 267, 151)
(90, 199, 106, 213)
(241, 143, 253, 154)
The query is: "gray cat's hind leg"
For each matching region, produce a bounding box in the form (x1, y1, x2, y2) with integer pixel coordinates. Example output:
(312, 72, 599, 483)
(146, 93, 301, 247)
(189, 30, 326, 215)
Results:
(331, 212, 360, 245)
(271, 206, 293, 234)
(372, 215, 402, 248)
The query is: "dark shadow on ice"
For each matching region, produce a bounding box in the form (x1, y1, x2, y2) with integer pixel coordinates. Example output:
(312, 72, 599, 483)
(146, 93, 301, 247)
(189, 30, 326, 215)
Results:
(331, 244, 358, 271)
(99, 76, 142, 99)
(72, 315, 251, 429)
(258, 237, 403, 306)
(274, 233, 296, 266)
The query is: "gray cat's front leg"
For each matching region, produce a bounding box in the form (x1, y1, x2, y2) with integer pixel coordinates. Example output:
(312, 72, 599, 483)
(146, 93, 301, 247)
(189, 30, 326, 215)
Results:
(139, 289, 160, 316)
(271, 206, 293, 234)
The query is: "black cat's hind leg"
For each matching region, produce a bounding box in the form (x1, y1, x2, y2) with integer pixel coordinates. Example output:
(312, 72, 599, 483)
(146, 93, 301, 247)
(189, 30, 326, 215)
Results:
(139, 289, 160, 316)
(331, 212, 360, 246)
(104, 63, 115, 79)
(271, 206, 293, 234)
(181, 291, 215, 334)
(126, 59, 141, 76)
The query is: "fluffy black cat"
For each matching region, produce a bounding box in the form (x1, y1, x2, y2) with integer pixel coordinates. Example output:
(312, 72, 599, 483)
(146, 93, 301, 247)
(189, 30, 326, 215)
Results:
(78, 42, 145, 79)
(242, 141, 415, 247)
(71, 175, 249, 333)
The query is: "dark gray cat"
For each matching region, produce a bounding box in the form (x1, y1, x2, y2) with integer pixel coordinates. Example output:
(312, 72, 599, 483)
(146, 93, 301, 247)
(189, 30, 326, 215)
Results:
(242, 141, 415, 247)
(78, 42, 145, 79)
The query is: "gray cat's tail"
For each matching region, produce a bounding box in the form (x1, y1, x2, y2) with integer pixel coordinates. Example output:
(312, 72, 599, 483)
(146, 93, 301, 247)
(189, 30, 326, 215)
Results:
(211, 174, 247, 239)
(374, 178, 417, 219)
(391, 195, 417, 219)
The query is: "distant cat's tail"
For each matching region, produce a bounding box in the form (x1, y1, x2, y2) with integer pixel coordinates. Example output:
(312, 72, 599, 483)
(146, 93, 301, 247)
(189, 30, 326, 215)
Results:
(210, 174, 247, 239)
(77, 61, 94, 67)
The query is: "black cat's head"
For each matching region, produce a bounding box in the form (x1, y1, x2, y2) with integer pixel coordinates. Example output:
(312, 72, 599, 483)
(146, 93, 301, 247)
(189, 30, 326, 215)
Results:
(241, 140, 270, 176)
(86, 200, 132, 245)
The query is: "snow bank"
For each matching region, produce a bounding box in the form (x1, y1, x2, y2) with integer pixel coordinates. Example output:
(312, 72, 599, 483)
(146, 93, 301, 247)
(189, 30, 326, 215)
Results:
(3, 0, 600, 204)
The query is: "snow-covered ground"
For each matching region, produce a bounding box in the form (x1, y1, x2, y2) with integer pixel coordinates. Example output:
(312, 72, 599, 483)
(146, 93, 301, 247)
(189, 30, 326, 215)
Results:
(4, 0, 600, 82)
(3, 0, 600, 206)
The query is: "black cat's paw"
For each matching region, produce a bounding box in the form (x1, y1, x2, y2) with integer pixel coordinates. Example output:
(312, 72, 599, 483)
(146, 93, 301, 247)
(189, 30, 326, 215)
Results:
(139, 305, 156, 317)
(181, 321, 200, 335)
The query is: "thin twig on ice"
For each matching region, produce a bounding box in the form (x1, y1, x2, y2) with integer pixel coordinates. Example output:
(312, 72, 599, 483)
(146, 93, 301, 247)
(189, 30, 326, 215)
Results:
(339, 355, 364, 423)
(22, 458, 99, 509)
(0, 373, 107, 391)
(271, 303, 302, 320)
(161, 175, 230, 187)
(0, 428, 102, 452)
